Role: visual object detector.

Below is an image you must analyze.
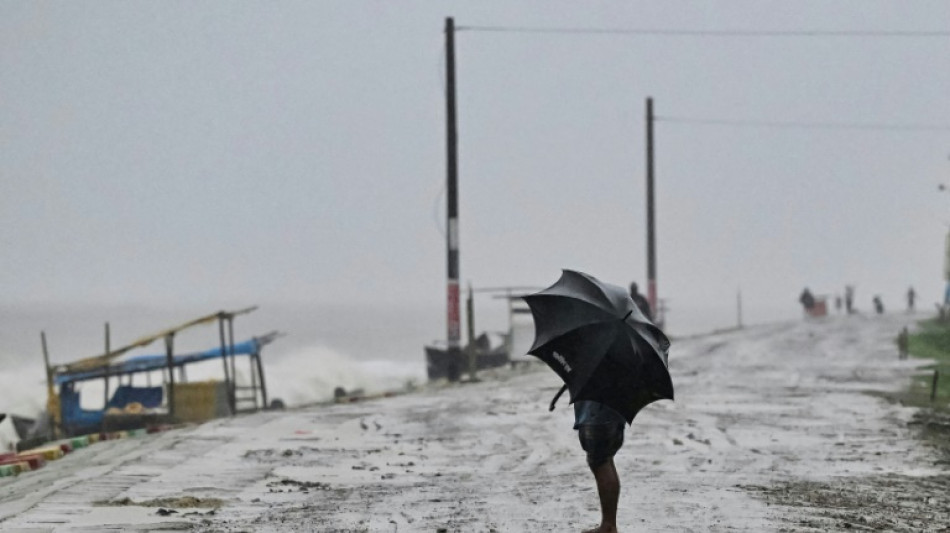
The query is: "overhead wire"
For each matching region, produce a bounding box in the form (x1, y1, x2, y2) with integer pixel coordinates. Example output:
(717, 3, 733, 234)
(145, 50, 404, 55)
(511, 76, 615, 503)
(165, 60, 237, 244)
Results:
(655, 116, 950, 132)
(457, 25, 950, 38)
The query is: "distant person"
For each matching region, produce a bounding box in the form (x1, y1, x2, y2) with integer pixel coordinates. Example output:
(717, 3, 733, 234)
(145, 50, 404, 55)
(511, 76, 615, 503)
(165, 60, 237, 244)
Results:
(834, 295, 843, 313)
(873, 295, 884, 314)
(907, 286, 916, 313)
(799, 287, 816, 313)
(629, 282, 653, 321)
(845, 285, 855, 314)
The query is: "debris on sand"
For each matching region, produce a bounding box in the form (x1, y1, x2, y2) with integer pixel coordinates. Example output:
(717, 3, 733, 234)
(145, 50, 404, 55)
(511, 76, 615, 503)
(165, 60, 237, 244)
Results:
(742, 474, 950, 531)
(266, 478, 331, 492)
(97, 496, 225, 509)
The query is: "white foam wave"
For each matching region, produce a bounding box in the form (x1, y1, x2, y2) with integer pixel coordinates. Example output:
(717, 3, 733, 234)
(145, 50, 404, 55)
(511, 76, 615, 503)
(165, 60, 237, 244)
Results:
(0, 342, 425, 451)
(0, 363, 47, 452)
(258, 344, 425, 407)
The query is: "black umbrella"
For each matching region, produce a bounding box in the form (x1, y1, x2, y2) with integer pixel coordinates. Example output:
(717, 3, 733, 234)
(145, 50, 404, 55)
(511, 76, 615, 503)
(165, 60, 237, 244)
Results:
(522, 269, 673, 424)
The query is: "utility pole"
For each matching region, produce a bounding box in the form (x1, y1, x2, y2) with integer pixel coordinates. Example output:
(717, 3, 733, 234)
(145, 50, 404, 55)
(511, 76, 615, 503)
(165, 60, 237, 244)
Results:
(645, 97, 658, 320)
(445, 16, 462, 378)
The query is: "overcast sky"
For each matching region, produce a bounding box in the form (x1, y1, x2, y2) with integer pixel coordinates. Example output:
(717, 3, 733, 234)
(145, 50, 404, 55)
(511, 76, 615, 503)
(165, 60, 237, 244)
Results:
(3, 2, 950, 330)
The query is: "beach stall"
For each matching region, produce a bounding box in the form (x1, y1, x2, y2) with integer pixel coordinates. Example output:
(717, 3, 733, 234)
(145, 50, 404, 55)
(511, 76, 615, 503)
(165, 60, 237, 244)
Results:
(22, 308, 279, 447)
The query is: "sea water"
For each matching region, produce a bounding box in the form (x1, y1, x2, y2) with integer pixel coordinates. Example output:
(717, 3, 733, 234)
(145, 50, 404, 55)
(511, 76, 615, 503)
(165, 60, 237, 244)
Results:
(0, 300, 799, 450)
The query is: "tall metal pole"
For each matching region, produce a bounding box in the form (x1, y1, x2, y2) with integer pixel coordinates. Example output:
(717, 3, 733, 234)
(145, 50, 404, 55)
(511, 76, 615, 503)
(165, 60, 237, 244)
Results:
(445, 16, 462, 376)
(645, 97, 658, 319)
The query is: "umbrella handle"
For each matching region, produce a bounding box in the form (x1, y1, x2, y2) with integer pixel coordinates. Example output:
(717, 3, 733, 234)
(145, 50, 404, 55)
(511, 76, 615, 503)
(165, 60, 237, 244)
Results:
(549, 384, 568, 412)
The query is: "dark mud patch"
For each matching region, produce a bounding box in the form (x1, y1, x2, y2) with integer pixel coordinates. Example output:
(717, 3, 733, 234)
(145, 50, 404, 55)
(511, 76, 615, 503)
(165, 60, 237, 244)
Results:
(266, 478, 333, 493)
(743, 474, 950, 532)
(908, 410, 950, 466)
(97, 495, 225, 508)
(740, 408, 950, 532)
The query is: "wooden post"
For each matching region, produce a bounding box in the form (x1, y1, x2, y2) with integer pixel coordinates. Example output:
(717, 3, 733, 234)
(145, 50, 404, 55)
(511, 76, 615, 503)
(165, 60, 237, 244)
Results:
(466, 282, 477, 380)
(40, 331, 53, 395)
(217, 315, 233, 412)
(931, 369, 940, 402)
(227, 316, 237, 414)
(104, 322, 111, 407)
(165, 333, 176, 418)
(40, 331, 60, 437)
(255, 348, 269, 409)
(249, 341, 260, 410)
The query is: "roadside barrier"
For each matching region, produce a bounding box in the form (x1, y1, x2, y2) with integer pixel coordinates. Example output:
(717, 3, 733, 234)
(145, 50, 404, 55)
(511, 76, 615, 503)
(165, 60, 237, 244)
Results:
(3, 425, 179, 478)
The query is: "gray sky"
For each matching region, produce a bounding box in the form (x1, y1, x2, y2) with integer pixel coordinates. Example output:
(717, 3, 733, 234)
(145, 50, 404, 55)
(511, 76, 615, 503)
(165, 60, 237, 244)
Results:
(3, 1, 950, 331)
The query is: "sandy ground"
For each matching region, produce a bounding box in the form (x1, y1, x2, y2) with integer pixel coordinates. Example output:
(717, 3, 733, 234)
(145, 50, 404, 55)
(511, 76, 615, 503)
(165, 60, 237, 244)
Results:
(1, 313, 949, 532)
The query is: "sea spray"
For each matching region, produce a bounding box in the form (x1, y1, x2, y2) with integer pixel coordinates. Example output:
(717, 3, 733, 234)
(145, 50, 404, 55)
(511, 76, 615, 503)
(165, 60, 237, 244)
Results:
(265, 344, 425, 406)
(0, 362, 47, 452)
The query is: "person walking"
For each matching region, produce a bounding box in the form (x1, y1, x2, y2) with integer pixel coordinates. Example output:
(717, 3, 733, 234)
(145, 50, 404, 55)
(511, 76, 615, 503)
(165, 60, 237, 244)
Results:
(573, 357, 627, 533)
(799, 287, 816, 315)
(873, 295, 884, 314)
(845, 285, 855, 314)
(524, 271, 673, 533)
(907, 286, 916, 313)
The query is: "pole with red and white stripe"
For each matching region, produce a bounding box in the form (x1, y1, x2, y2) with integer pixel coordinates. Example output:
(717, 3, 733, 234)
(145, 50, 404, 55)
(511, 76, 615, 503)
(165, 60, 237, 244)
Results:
(445, 17, 462, 359)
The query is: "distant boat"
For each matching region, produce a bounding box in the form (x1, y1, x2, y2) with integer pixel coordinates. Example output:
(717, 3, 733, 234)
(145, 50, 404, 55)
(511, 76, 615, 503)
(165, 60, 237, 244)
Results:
(424, 331, 510, 381)
(425, 285, 540, 381)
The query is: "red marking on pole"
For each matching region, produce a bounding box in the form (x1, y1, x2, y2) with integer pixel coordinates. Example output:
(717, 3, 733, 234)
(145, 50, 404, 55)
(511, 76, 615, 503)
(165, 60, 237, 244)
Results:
(447, 281, 461, 346)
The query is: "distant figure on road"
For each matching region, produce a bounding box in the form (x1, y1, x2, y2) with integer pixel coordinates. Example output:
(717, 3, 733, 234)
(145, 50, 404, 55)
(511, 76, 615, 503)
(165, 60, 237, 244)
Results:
(835, 295, 843, 313)
(907, 286, 916, 313)
(629, 282, 653, 321)
(873, 295, 884, 314)
(799, 287, 816, 313)
(845, 285, 855, 314)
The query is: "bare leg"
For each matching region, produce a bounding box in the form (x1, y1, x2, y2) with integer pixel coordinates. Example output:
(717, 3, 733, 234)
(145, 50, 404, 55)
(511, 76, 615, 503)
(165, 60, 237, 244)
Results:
(581, 457, 619, 533)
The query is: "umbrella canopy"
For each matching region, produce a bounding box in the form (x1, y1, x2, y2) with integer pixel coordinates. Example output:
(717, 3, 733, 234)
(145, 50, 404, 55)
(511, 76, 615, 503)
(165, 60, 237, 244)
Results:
(523, 269, 673, 423)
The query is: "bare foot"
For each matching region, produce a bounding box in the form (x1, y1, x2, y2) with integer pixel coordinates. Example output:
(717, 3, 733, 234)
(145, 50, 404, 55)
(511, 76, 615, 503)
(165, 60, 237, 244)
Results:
(581, 526, 618, 533)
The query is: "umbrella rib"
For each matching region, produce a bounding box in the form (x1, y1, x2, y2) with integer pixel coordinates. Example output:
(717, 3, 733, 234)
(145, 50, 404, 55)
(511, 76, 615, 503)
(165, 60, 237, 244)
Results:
(530, 292, 617, 318)
(569, 270, 618, 313)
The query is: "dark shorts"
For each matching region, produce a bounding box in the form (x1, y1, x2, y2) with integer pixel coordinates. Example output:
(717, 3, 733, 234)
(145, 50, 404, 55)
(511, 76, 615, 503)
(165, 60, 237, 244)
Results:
(577, 421, 625, 469)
